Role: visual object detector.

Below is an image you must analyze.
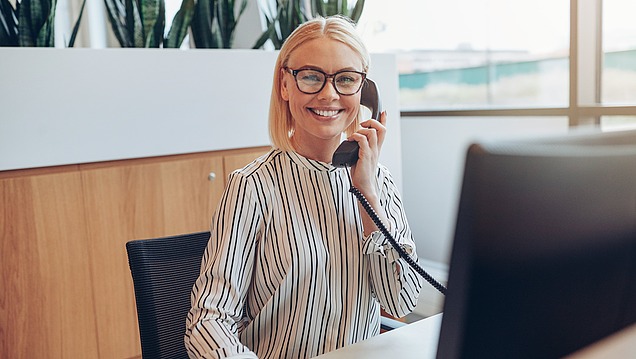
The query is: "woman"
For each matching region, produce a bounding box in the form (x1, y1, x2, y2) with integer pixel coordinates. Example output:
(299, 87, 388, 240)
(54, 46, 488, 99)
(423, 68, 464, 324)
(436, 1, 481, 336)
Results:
(185, 15, 422, 359)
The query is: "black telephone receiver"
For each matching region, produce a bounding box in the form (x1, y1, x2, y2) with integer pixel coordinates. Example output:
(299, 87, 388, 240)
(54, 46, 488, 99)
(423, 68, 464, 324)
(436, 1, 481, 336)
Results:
(331, 78, 382, 168)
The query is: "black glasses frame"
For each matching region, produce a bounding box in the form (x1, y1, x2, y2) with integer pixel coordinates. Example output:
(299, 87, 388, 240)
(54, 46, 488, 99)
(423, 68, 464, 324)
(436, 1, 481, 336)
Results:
(286, 67, 367, 96)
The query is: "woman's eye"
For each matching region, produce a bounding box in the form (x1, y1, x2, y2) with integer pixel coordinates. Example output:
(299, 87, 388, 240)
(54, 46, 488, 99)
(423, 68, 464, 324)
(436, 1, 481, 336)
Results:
(336, 73, 361, 88)
(299, 72, 323, 83)
(337, 76, 356, 84)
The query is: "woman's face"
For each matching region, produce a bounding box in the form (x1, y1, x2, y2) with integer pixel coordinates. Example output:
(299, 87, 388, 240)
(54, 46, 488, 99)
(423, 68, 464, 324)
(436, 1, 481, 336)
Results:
(281, 37, 364, 152)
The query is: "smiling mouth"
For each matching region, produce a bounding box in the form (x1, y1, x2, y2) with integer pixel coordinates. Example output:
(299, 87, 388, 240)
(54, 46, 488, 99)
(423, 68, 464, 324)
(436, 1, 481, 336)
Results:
(311, 108, 341, 117)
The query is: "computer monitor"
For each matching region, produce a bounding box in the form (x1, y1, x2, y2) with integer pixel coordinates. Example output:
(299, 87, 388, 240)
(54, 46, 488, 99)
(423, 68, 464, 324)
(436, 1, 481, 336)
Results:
(436, 129, 636, 358)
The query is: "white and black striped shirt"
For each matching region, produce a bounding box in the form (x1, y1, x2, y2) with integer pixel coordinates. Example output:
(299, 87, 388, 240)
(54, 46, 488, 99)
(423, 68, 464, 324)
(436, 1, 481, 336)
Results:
(185, 149, 422, 359)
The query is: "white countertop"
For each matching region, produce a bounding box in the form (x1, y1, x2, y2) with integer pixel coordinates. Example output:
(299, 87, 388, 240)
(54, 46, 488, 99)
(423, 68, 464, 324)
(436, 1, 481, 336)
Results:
(315, 314, 442, 359)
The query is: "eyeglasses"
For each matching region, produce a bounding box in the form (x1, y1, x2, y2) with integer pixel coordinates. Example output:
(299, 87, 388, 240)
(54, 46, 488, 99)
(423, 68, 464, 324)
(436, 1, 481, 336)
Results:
(285, 67, 366, 96)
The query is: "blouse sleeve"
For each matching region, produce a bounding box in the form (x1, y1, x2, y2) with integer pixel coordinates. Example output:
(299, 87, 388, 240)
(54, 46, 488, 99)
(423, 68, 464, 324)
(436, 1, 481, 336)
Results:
(361, 165, 424, 318)
(185, 171, 260, 359)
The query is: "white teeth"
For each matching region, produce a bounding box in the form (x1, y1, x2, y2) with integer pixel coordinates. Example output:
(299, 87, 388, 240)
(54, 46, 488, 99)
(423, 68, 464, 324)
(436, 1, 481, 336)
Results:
(312, 109, 339, 117)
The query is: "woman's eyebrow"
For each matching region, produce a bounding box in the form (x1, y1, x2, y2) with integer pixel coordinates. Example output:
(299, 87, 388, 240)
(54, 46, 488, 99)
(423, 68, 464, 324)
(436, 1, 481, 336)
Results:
(294, 65, 362, 72)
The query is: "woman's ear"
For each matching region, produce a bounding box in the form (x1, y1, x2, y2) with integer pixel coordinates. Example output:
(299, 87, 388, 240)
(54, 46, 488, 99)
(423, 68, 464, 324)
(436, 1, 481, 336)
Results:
(280, 68, 290, 101)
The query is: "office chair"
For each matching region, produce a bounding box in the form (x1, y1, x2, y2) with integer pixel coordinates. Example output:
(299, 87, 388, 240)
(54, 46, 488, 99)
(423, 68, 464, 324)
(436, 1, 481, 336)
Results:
(126, 231, 404, 359)
(126, 231, 210, 359)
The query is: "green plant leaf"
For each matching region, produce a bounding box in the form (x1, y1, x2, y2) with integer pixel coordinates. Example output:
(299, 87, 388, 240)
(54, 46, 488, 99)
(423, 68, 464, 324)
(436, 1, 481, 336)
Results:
(67, 0, 87, 47)
(0, 0, 20, 46)
(216, 0, 247, 48)
(17, 0, 35, 45)
(306, 0, 365, 23)
(191, 0, 210, 47)
(252, 15, 275, 49)
(123, 0, 144, 46)
(16, 0, 56, 46)
(141, 0, 163, 47)
(349, 0, 364, 23)
(311, 0, 324, 17)
(124, 0, 135, 44)
(36, 0, 56, 46)
(104, 0, 132, 47)
(164, 0, 193, 48)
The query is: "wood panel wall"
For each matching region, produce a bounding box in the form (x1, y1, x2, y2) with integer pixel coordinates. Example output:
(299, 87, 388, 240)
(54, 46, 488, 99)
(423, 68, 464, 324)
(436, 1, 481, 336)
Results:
(0, 146, 269, 358)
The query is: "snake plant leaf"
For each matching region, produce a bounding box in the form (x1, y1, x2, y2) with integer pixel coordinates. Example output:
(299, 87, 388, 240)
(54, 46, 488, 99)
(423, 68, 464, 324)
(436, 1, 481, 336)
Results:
(35, 0, 56, 46)
(251, 0, 276, 49)
(216, 0, 247, 48)
(310, 0, 324, 17)
(151, 0, 165, 47)
(104, 0, 133, 47)
(124, 0, 135, 44)
(252, 0, 308, 50)
(126, 0, 144, 47)
(349, 0, 364, 22)
(310, 0, 364, 22)
(140, 0, 163, 47)
(17, 0, 36, 45)
(17, 0, 56, 46)
(191, 0, 221, 48)
(0, 0, 20, 46)
(164, 0, 193, 48)
(67, 0, 86, 47)
(251, 11, 275, 49)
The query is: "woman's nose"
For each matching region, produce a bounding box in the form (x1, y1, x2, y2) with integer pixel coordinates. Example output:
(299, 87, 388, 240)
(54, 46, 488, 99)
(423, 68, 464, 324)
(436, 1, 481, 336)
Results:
(317, 78, 339, 99)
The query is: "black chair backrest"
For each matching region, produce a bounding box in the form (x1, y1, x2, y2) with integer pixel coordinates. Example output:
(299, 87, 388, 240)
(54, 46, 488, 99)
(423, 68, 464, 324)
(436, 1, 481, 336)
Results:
(126, 231, 210, 359)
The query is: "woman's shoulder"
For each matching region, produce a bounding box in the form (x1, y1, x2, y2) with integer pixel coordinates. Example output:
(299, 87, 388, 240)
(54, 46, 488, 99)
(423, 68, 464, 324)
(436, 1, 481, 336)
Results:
(232, 148, 285, 177)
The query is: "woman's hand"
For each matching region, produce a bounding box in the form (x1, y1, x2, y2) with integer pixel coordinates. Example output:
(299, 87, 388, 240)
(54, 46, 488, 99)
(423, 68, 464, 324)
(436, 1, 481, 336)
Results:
(349, 111, 387, 224)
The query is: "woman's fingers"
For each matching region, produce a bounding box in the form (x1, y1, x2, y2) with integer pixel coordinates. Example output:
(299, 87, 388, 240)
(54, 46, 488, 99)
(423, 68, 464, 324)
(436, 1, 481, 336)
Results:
(358, 111, 387, 149)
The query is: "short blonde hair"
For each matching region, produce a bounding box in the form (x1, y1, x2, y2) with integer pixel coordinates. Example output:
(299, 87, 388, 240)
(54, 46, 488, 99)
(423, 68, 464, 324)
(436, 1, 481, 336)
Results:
(269, 15, 371, 152)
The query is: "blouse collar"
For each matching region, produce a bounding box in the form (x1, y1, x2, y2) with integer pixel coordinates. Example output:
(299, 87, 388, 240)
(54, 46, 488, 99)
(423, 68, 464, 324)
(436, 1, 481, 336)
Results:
(285, 150, 339, 173)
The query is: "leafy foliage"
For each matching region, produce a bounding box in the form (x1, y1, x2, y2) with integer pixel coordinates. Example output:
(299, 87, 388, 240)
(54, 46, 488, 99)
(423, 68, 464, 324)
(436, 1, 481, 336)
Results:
(252, 0, 308, 50)
(103, 0, 245, 49)
(104, 0, 165, 47)
(163, 0, 193, 47)
(104, 0, 192, 48)
(253, 0, 365, 50)
(310, 0, 364, 21)
(190, 0, 248, 48)
(0, 0, 86, 46)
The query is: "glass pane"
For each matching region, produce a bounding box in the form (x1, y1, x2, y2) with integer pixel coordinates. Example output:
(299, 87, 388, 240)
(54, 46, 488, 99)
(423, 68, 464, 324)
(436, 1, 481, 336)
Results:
(358, 0, 570, 110)
(602, 0, 636, 105)
(601, 116, 636, 131)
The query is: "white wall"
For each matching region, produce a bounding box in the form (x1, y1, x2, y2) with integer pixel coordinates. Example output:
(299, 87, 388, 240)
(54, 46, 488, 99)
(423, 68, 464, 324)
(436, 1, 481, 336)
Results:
(0, 49, 403, 191)
(401, 116, 570, 264)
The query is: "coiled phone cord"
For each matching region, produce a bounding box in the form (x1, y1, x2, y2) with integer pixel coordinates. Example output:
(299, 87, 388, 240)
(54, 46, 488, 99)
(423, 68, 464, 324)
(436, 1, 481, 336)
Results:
(349, 185, 447, 296)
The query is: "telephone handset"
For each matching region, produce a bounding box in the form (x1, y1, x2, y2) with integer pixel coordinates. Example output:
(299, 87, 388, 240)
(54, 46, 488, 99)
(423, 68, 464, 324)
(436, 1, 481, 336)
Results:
(331, 78, 382, 168)
(331, 78, 447, 295)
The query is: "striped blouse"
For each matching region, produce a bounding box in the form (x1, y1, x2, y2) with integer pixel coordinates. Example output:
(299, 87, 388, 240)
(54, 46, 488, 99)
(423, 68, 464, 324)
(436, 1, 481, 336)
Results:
(185, 149, 423, 359)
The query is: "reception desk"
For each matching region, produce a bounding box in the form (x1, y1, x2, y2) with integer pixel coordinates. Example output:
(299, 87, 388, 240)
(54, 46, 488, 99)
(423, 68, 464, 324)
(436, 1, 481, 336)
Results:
(315, 314, 636, 358)
(316, 314, 442, 359)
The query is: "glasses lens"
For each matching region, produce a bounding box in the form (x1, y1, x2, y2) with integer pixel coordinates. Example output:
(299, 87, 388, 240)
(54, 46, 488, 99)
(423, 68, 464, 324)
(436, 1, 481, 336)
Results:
(296, 70, 326, 94)
(334, 72, 364, 95)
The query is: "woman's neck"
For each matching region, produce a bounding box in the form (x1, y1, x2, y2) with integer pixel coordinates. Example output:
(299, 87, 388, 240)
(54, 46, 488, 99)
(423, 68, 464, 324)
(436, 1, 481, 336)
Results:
(291, 136, 340, 164)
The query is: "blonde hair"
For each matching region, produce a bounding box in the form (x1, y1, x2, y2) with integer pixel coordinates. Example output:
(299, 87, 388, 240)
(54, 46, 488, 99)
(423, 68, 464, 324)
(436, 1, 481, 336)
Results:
(269, 15, 371, 152)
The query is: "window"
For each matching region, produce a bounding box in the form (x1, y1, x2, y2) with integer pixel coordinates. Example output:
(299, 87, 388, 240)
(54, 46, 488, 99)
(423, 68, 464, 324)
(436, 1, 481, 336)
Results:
(358, 0, 570, 110)
(357, 0, 636, 128)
